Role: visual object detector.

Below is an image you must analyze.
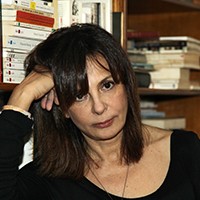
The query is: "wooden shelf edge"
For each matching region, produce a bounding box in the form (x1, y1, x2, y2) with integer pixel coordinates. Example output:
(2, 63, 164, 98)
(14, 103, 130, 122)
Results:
(138, 88, 200, 96)
(0, 83, 18, 92)
(163, 0, 200, 9)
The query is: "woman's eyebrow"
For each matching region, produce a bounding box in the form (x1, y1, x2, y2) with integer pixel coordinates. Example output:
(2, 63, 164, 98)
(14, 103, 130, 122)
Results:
(98, 75, 112, 86)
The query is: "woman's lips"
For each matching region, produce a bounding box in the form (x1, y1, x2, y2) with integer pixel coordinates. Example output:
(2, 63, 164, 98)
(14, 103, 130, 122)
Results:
(93, 118, 114, 128)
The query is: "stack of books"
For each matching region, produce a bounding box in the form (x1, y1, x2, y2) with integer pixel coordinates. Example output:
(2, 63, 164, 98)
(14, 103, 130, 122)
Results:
(140, 100, 166, 119)
(149, 68, 191, 89)
(145, 36, 200, 70)
(140, 100, 186, 130)
(1, 0, 54, 83)
(148, 36, 200, 89)
(127, 29, 158, 70)
(142, 117, 186, 130)
(128, 34, 200, 89)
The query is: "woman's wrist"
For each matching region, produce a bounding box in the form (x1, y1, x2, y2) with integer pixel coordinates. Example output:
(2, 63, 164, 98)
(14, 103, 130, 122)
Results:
(7, 84, 35, 111)
(2, 105, 32, 119)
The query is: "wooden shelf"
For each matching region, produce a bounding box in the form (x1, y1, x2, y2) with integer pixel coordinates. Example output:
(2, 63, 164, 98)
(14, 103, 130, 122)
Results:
(0, 83, 17, 92)
(138, 88, 200, 96)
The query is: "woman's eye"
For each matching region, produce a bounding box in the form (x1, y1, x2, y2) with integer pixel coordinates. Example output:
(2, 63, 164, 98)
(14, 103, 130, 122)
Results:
(75, 93, 88, 102)
(102, 81, 115, 91)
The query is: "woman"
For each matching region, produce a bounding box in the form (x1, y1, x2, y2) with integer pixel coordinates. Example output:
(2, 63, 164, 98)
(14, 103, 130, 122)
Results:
(0, 23, 199, 200)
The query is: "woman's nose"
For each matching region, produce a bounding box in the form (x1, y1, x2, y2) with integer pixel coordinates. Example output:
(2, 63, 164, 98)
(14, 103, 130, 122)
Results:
(91, 94, 107, 115)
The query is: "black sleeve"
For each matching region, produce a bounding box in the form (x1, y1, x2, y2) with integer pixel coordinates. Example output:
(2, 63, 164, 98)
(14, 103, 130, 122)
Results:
(172, 130, 200, 199)
(185, 132, 200, 199)
(0, 110, 33, 200)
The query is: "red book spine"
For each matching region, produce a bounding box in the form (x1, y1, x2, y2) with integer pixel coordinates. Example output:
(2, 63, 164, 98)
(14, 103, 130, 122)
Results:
(16, 10, 54, 27)
(127, 31, 160, 40)
(16, 17, 54, 28)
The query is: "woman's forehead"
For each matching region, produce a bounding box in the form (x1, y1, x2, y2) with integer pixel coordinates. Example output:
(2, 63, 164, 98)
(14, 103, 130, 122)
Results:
(86, 55, 110, 71)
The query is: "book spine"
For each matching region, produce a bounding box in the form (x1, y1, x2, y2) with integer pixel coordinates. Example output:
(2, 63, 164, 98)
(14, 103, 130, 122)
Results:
(3, 76, 25, 83)
(16, 11, 54, 28)
(150, 81, 190, 89)
(3, 49, 28, 58)
(159, 36, 200, 45)
(3, 62, 24, 70)
(2, 0, 54, 14)
(57, 0, 71, 28)
(16, 17, 54, 27)
(16, 10, 54, 25)
(2, 7, 53, 18)
(127, 30, 160, 40)
(3, 68, 25, 77)
(2, 35, 41, 51)
(3, 57, 24, 64)
(2, 21, 53, 31)
(2, 25, 51, 40)
(150, 68, 190, 80)
(2, 10, 54, 25)
(2, 16, 54, 28)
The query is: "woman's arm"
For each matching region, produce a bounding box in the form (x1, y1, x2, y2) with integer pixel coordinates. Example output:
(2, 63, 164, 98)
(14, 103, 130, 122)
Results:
(0, 70, 57, 199)
(0, 110, 33, 199)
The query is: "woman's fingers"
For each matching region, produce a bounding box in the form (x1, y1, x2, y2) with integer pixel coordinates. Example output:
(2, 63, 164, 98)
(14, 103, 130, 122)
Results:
(41, 88, 59, 111)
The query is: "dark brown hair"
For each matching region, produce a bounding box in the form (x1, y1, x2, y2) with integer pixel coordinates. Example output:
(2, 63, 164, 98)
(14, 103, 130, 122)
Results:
(25, 23, 144, 179)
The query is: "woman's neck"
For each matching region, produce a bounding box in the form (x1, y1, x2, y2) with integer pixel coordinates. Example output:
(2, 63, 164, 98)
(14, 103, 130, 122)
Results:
(86, 137, 123, 168)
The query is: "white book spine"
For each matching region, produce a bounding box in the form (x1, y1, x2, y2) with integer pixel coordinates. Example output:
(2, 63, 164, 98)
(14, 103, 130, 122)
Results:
(3, 62, 25, 70)
(2, 16, 16, 21)
(150, 81, 190, 89)
(57, 0, 71, 28)
(2, 21, 53, 31)
(150, 68, 190, 80)
(3, 69, 25, 77)
(3, 57, 25, 64)
(3, 36, 41, 51)
(142, 118, 186, 129)
(2, 25, 51, 40)
(159, 36, 200, 45)
(2, 7, 53, 17)
(3, 49, 28, 59)
(2, 0, 54, 14)
(3, 76, 25, 83)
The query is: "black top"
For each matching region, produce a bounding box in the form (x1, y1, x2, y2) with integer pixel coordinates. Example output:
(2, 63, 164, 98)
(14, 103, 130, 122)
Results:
(0, 110, 200, 200)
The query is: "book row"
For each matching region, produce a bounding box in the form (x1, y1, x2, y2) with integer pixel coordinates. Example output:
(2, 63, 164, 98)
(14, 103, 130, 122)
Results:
(1, 0, 54, 83)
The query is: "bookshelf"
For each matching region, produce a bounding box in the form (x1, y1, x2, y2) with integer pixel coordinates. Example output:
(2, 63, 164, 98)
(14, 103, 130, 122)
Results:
(1, 0, 200, 136)
(112, 0, 200, 136)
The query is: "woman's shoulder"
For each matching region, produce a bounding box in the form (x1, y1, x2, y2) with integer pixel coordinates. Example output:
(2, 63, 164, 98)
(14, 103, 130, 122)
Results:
(142, 124, 173, 146)
(143, 125, 200, 158)
(143, 125, 199, 145)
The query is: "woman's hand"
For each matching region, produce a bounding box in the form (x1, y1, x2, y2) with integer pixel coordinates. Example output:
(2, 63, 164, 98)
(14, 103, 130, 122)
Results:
(40, 88, 59, 111)
(7, 70, 58, 111)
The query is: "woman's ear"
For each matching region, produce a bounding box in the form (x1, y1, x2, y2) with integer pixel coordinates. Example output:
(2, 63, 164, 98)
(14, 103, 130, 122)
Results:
(65, 112, 70, 118)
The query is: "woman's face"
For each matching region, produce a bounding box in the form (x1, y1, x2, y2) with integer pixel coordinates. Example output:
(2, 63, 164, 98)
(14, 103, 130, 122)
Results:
(66, 57, 128, 142)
